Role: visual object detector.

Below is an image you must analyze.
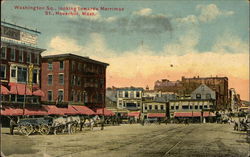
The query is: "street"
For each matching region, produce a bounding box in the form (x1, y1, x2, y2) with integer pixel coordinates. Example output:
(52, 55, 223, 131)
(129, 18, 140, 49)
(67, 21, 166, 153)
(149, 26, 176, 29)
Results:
(1, 123, 249, 157)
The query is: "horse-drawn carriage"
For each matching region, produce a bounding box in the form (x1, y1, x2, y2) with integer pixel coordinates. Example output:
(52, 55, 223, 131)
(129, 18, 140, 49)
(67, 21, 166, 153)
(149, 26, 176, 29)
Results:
(17, 115, 101, 136)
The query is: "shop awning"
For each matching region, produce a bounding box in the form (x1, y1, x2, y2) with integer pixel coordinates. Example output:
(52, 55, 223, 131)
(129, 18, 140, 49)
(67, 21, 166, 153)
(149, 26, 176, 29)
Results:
(33, 89, 45, 97)
(96, 108, 115, 116)
(24, 106, 48, 116)
(9, 83, 32, 95)
(1, 106, 23, 116)
(43, 105, 64, 115)
(56, 106, 79, 115)
(1, 85, 9, 95)
(128, 112, 140, 117)
(147, 113, 166, 118)
(71, 105, 96, 115)
(174, 112, 215, 117)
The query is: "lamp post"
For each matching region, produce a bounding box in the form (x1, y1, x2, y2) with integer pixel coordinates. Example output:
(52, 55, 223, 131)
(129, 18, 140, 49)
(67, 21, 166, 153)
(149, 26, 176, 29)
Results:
(101, 92, 105, 130)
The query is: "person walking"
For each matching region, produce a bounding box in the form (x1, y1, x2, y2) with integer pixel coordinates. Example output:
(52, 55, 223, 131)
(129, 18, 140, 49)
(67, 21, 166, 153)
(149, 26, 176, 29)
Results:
(9, 117, 16, 135)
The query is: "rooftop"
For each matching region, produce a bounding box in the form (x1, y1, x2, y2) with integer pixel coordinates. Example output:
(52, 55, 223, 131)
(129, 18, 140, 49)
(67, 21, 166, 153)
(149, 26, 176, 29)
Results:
(42, 53, 109, 66)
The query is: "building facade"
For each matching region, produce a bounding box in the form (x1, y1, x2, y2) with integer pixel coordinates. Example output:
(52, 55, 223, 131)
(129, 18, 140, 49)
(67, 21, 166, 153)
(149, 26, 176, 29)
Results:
(1, 21, 45, 105)
(41, 53, 109, 110)
(154, 76, 228, 110)
(142, 98, 168, 120)
(116, 87, 143, 111)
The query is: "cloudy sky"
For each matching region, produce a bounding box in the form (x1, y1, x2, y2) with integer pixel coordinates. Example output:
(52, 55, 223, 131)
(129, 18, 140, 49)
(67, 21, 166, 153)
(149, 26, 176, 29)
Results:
(2, 0, 249, 100)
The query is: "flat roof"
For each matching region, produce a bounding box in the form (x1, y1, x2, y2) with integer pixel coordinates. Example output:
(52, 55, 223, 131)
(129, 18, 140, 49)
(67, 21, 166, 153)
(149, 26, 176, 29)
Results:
(42, 53, 109, 66)
(1, 21, 41, 34)
(1, 40, 46, 52)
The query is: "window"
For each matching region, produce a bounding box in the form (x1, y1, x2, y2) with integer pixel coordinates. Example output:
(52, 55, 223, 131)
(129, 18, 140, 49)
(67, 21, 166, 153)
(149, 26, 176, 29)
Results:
(84, 93, 88, 103)
(204, 105, 208, 109)
(149, 105, 152, 110)
(17, 95, 24, 102)
(71, 75, 76, 86)
(58, 90, 64, 102)
(17, 67, 27, 82)
(199, 106, 203, 109)
(27, 52, 31, 63)
(195, 106, 198, 109)
(144, 105, 148, 110)
(190, 106, 193, 109)
(118, 91, 123, 98)
(130, 91, 134, 98)
(18, 50, 23, 62)
(59, 61, 64, 70)
(48, 91, 53, 101)
(171, 106, 174, 110)
(1, 47, 6, 59)
(72, 61, 75, 71)
(34, 54, 39, 64)
(160, 105, 164, 110)
(0, 65, 6, 79)
(10, 48, 15, 61)
(11, 95, 16, 102)
(33, 69, 38, 84)
(125, 91, 128, 98)
(78, 63, 81, 71)
(71, 90, 74, 101)
(11, 67, 16, 78)
(155, 105, 158, 110)
(48, 75, 53, 85)
(136, 91, 140, 97)
(137, 102, 141, 107)
(182, 106, 189, 109)
(48, 62, 53, 70)
(175, 106, 179, 110)
(59, 74, 64, 85)
(118, 100, 122, 107)
(196, 94, 201, 99)
(206, 94, 211, 99)
(77, 77, 81, 86)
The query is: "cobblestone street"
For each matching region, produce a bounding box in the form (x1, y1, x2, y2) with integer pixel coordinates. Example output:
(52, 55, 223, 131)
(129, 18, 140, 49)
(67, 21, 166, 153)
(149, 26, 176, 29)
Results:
(1, 123, 249, 157)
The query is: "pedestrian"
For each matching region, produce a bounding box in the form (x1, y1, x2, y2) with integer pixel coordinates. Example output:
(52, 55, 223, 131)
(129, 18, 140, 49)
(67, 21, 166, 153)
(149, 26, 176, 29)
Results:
(158, 118, 161, 125)
(9, 117, 16, 135)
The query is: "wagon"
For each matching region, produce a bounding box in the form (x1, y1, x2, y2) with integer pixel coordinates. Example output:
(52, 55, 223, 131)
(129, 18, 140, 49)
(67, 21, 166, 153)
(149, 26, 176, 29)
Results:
(17, 117, 53, 136)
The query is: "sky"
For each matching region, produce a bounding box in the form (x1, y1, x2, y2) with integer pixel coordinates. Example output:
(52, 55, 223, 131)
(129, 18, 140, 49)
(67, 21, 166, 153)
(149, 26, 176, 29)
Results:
(1, 0, 249, 100)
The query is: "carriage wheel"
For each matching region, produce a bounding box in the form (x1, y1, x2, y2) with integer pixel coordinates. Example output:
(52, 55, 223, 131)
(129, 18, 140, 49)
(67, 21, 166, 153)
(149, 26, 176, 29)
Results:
(71, 124, 77, 134)
(39, 125, 50, 135)
(21, 124, 33, 136)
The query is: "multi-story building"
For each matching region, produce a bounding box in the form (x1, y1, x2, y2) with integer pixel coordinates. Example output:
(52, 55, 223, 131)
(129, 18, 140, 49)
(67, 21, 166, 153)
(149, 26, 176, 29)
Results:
(1, 21, 45, 104)
(116, 87, 143, 112)
(228, 88, 241, 112)
(154, 76, 228, 110)
(142, 97, 168, 120)
(169, 84, 216, 121)
(41, 53, 109, 110)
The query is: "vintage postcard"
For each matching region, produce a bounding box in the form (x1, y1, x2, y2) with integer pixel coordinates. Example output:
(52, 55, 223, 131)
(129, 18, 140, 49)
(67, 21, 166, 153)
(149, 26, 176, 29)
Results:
(0, 0, 249, 157)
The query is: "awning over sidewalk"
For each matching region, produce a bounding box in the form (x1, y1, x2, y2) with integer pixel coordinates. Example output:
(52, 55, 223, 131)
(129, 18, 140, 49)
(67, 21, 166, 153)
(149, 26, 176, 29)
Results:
(174, 112, 215, 117)
(56, 106, 80, 115)
(1, 85, 9, 95)
(71, 105, 96, 115)
(1, 106, 23, 116)
(9, 83, 32, 95)
(96, 108, 115, 116)
(33, 89, 45, 97)
(128, 112, 140, 117)
(24, 106, 48, 116)
(42, 105, 64, 116)
(147, 113, 166, 118)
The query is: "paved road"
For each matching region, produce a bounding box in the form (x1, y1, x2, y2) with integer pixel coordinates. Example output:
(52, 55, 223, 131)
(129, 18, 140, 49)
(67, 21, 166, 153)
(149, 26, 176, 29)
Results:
(1, 123, 249, 157)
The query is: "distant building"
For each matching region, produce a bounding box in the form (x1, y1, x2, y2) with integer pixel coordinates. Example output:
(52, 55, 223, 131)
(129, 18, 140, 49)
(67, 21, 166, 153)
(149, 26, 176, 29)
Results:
(41, 53, 109, 110)
(154, 76, 228, 110)
(169, 84, 216, 121)
(228, 88, 241, 112)
(142, 97, 169, 120)
(116, 87, 143, 111)
(1, 21, 46, 104)
(105, 87, 117, 111)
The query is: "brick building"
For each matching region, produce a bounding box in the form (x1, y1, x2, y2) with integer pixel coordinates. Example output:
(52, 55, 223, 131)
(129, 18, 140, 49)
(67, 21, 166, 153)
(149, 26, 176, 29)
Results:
(41, 53, 109, 110)
(1, 21, 45, 104)
(154, 76, 229, 110)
